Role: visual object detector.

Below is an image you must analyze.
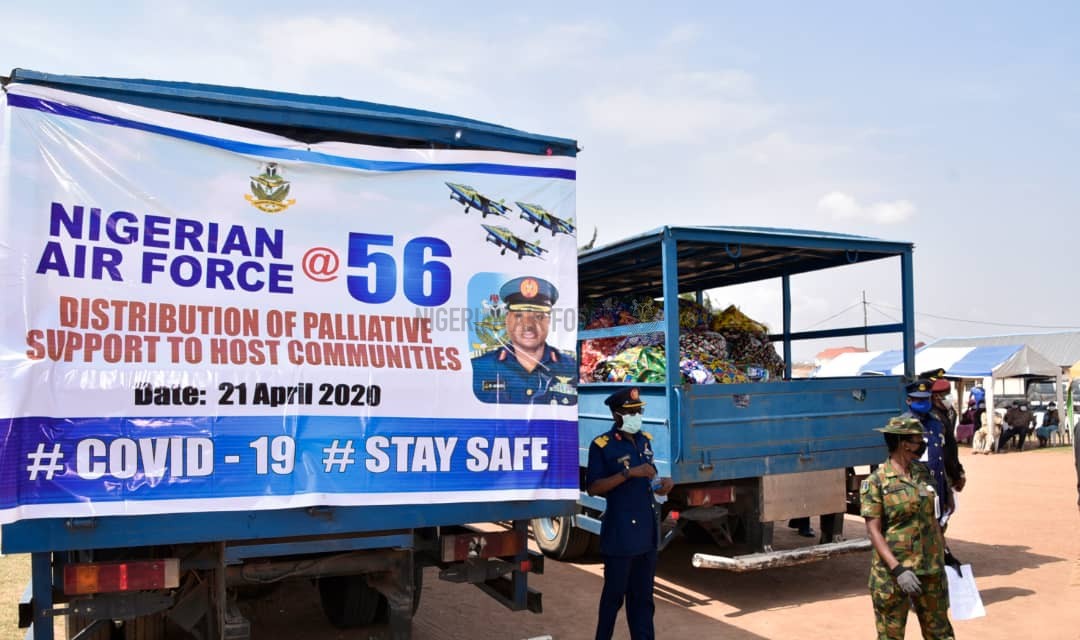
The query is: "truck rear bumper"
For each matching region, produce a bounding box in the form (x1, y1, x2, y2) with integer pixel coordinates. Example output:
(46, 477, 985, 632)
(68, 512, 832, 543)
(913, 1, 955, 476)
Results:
(691, 537, 871, 571)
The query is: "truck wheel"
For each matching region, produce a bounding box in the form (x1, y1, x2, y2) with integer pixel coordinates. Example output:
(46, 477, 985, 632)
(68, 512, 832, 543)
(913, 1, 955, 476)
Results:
(370, 562, 425, 623)
(318, 575, 383, 629)
(531, 516, 590, 560)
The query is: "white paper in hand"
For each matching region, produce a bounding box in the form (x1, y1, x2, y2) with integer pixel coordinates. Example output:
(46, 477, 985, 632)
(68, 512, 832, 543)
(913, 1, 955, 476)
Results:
(946, 564, 986, 620)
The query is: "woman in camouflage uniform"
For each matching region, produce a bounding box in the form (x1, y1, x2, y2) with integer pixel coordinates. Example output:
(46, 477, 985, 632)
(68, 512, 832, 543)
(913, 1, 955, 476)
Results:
(860, 416, 955, 639)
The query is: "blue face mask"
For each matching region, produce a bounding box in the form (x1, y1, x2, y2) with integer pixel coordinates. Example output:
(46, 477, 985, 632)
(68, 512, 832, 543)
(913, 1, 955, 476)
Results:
(910, 399, 931, 414)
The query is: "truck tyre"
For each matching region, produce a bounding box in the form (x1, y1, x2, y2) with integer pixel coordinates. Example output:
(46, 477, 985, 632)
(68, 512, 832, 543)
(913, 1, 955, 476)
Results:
(318, 575, 382, 629)
(531, 515, 591, 561)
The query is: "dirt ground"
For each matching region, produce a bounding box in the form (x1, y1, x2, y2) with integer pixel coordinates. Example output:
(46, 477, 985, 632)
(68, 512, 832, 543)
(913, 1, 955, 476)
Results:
(3, 445, 1078, 640)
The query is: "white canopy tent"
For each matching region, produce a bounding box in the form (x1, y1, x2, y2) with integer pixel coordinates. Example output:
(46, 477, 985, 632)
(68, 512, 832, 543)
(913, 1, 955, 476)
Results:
(813, 344, 1063, 439)
(814, 344, 1058, 379)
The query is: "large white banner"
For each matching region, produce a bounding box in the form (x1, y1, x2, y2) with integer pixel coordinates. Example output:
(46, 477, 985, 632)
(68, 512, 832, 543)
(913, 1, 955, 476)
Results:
(0, 84, 579, 524)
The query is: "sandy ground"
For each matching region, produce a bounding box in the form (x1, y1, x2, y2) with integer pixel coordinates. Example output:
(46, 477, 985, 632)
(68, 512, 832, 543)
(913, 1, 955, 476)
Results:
(4, 446, 1078, 640)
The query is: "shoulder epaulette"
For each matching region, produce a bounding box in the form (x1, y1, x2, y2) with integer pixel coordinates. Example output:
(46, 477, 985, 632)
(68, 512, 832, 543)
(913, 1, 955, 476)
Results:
(593, 434, 610, 448)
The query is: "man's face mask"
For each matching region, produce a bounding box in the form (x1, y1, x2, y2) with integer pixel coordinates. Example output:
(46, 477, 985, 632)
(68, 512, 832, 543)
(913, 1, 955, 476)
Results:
(909, 399, 931, 414)
(936, 394, 954, 409)
(620, 413, 643, 434)
(908, 438, 927, 458)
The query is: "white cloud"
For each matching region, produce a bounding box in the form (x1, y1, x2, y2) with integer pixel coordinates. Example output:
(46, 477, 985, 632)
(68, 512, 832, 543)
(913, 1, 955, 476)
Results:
(660, 24, 704, 47)
(260, 17, 410, 69)
(866, 200, 916, 224)
(583, 70, 775, 145)
(736, 131, 848, 165)
(514, 22, 612, 68)
(671, 69, 756, 97)
(817, 192, 861, 218)
(816, 191, 915, 224)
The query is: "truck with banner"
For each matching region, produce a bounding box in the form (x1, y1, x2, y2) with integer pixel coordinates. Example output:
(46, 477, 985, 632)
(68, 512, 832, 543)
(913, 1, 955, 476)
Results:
(1, 69, 579, 639)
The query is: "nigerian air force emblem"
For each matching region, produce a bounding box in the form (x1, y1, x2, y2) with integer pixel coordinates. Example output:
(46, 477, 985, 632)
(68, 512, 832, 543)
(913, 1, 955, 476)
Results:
(245, 163, 296, 213)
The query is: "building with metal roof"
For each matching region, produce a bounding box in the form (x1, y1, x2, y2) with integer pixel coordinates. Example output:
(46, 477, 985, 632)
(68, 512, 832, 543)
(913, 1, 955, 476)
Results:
(928, 332, 1080, 369)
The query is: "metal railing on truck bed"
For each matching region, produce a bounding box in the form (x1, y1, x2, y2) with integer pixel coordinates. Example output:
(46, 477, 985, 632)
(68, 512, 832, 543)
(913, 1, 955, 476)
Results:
(533, 225, 917, 570)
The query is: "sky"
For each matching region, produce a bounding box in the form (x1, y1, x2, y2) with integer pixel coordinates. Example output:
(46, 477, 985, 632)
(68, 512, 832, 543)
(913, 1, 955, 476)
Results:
(3, 1, 1079, 361)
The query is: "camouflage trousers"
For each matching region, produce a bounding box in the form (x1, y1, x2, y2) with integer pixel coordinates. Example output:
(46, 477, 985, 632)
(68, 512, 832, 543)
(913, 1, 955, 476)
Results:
(871, 572, 955, 639)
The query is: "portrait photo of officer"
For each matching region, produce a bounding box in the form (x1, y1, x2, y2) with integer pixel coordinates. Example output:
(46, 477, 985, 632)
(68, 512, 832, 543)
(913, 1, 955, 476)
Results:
(471, 275, 578, 405)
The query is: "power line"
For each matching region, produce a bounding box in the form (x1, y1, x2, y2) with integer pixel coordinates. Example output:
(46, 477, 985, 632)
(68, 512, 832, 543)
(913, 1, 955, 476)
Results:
(874, 303, 1080, 331)
(870, 304, 938, 340)
(806, 299, 864, 329)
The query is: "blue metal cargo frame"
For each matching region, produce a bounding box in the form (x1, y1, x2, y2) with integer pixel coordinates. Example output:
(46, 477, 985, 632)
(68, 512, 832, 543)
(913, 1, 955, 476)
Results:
(4, 69, 579, 158)
(576, 225, 915, 494)
(2, 69, 578, 640)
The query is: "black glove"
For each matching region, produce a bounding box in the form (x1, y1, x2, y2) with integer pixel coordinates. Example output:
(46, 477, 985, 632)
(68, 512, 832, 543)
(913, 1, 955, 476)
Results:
(944, 548, 963, 578)
(890, 564, 922, 595)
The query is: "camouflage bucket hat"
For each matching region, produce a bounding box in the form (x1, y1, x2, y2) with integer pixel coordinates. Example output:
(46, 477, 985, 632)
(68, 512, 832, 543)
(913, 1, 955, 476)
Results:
(875, 415, 924, 435)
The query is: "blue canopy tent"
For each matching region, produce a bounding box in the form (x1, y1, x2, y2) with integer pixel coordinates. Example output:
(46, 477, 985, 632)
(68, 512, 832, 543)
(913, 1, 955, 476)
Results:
(816, 344, 1058, 379)
(815, 344, 1061, 444)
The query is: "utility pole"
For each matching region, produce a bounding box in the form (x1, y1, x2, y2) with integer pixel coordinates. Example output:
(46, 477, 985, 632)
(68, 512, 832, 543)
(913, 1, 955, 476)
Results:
(862, 290, 869, 351)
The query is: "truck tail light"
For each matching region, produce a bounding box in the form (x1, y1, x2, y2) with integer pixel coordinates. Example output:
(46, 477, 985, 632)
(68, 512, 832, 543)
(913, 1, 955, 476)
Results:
(63, 559, 180, 595)
(441, 529, 526, 562)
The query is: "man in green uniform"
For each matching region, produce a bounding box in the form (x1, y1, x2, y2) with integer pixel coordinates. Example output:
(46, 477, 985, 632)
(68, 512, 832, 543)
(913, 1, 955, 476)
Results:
(861, 415, 955, 640)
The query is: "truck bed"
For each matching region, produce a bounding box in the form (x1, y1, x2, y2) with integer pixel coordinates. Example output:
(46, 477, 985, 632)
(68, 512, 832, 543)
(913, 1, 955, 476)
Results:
(577, 376, 896, 484)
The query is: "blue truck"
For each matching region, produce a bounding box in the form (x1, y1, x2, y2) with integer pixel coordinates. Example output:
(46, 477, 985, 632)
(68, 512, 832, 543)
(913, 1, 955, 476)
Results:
(532, 226, 917, 570)
(1, 69, 579, 640)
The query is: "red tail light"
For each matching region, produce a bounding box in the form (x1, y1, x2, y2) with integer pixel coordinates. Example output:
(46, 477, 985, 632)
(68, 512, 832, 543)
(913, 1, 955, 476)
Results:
(63, 559, 179, 595)
(441, 529, 526, 562)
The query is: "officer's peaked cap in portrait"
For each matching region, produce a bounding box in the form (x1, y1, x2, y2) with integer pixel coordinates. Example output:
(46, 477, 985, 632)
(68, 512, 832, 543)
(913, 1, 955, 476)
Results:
(920, 368, 947, 381)
(876, 415, 924, 435)
(905, 379, 932, 398)
(500, 276, 558, 312)
(604, 387, 645, 412)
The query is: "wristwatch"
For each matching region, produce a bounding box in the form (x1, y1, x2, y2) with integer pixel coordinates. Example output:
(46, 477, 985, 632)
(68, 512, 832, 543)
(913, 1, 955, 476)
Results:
(620, 468, 631, 480)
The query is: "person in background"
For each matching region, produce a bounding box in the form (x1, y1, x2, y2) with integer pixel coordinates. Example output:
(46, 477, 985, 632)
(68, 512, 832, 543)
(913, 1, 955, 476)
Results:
(956, 397, 976, 445)
(999, 400, 1034, 452)
(927, 377, 965, 523)
(861, 416, 955, 640)
(970, 389, 996, 454)
(971, 401, 995, 454)
(1035, 401, 1060, 447)
(787, 517, 816, 538)
(904, 380, 954, 525)
(920, 369, 957, 426)
(587, 387, 673, 640)
(1074, 416, 1079, 512)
